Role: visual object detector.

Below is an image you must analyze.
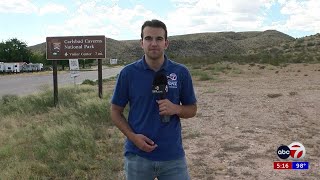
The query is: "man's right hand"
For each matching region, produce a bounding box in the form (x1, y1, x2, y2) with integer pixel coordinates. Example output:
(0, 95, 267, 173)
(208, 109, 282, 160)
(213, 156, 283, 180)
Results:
(132, 134, 158, 153)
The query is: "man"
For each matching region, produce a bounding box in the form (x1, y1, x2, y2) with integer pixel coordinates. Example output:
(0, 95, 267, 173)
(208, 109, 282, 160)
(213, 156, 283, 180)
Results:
(111, 19, 197, 180)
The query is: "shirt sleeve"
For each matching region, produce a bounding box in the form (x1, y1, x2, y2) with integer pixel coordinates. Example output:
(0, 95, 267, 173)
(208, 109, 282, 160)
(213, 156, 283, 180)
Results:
(180, 67, 197, 105)
(111, 69, 129, 107)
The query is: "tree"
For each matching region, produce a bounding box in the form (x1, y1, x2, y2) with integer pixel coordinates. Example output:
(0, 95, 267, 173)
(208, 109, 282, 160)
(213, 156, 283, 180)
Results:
(79, 59, 94, 68)
(0, 38, 32, 62)
(30, 52, 48, 64)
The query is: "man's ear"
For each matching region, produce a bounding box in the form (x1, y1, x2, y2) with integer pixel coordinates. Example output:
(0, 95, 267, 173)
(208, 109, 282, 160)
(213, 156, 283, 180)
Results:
(165, 39, 169, 49)
(140, 39, 143, 48)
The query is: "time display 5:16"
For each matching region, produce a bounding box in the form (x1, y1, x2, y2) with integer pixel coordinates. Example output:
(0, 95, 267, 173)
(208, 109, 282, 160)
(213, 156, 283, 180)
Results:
(274, 162, 292, 169)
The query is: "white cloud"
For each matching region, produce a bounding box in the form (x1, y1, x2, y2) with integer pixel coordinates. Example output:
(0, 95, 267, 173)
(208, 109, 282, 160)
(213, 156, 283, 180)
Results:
(27, 35, 46, 46)
(251, 0, 320, 37)
(24, 0, 320, 45)
(39, 3, 68, 16)
(280, 0, 320, 34)
(0, 0, 37, 14)
(166, 0, 320, 37)
(171, 0, 199, 8)
(278, 0, 288, 5)
(261, 0, 276, 9)
(280, 0, 305, 14)
(166, 0, 274, 36)
(44, 1, 159, 40)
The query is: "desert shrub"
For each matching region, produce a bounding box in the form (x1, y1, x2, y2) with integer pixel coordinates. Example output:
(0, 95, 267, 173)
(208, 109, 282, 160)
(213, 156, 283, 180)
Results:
(82, 79, 96, 85)
(296, 38, 304, 44)
(307, 42, 315, 46)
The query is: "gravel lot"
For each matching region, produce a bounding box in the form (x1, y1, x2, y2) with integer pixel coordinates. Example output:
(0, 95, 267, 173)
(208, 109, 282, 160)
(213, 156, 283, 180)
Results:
(0, 66, 122, 97)
(182, 63, 320, 180)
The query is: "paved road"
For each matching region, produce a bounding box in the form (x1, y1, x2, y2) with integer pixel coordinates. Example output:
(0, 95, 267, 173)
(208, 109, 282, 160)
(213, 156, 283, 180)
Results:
(0, 67, 122, 97)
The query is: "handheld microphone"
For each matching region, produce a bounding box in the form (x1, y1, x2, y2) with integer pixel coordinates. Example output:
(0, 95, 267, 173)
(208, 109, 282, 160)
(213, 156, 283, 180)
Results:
(152, 72, 170, 123)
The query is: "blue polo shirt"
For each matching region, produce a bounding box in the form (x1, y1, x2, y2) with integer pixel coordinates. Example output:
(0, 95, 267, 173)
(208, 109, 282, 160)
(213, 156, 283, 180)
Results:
(111, 55, 197, 161)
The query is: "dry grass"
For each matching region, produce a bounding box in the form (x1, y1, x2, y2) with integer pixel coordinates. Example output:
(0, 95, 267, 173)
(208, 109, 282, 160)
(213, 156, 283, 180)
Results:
(1, 62, 320, 179)
(0, 81, 124, 179)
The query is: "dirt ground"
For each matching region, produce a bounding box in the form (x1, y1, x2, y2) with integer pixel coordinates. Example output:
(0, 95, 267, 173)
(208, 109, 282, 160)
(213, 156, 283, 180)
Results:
(182, 63, 320, 180)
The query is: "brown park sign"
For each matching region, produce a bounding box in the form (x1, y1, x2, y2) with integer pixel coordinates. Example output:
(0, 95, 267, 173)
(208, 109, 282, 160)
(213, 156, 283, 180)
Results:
(46, 35, 106, 60)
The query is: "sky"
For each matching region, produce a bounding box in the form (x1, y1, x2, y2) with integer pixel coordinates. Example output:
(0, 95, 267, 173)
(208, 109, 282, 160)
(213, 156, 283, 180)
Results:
(0, 0, 319, 46)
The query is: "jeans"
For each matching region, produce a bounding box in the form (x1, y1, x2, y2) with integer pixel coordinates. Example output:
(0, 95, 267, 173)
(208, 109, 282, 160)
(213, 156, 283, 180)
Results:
(124, 153, 190, 180)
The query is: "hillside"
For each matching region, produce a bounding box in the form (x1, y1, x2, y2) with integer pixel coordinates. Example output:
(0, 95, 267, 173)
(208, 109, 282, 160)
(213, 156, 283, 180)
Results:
(263, 33, 320, 62)
(29, 30, 318, 63)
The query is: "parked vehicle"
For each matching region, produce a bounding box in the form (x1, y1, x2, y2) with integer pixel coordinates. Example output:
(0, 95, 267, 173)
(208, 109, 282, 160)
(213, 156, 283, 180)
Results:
(0, 62, 4, 72)
(22, 63, 44, 72)
(0, 62, 44, 73)
(4, 63, 15, 73)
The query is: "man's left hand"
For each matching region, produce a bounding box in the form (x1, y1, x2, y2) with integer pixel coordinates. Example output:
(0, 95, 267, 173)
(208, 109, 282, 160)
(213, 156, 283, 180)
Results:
(157, 99, 181, 116)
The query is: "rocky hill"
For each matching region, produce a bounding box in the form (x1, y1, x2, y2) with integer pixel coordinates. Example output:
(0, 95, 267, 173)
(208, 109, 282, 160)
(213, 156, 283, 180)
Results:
(29, 30, 320, 63)
(166, 30, 294, 57)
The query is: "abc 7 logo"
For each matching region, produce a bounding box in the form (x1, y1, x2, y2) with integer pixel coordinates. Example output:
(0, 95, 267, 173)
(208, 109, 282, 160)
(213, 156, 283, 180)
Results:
(277, 142, 306, 160)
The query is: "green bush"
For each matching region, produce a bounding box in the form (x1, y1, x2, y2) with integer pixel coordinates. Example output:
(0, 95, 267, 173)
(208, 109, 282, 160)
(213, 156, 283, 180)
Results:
(82, 79, 96, 85)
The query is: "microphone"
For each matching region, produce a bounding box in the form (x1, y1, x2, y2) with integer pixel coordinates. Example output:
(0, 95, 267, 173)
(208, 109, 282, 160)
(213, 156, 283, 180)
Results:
(152, 72, 170, 123)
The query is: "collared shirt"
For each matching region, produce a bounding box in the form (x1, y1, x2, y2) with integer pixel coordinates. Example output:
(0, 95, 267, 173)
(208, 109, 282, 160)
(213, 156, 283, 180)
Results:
(111, 55, 197, 161)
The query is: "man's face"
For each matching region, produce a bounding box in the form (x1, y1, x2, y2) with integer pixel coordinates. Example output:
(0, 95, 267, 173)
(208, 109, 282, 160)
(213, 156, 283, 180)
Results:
(141, 26, 169, 61)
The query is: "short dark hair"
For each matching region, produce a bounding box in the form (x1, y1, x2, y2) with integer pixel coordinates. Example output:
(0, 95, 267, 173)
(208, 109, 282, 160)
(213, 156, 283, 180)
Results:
(141, 19, 167, 40)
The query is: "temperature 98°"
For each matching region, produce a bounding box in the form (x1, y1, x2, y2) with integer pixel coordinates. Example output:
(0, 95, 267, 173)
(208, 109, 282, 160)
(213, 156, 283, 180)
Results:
(292, 162, 309, 170)
(296, 163, 306, 169)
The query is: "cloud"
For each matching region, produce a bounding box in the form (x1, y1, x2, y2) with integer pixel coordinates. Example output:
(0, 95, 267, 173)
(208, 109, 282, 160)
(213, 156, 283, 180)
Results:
(44, 1, 159, 40)
(278, 0, 320, 34)
(166, 0, 320, 37)
(166, 0, 273, 36)
(171, 0, 199, 8)
(39, 3, 68, 16)
(0, 0, 37, 14)
(24, 0, 320, 46)
(27, 35, 47, 46)
(0, 1, 68, 16)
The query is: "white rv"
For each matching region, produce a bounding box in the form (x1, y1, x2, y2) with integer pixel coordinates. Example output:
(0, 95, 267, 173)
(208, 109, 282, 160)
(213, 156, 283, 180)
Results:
(35, 63, 44, 71)
(4, 63, 14, 73)
(1, 62, 43, 73)
(13, 63, 22, 73)
(23, 63, 44, 72)
(0, 62, 4, 72)
(3, 62, 25, 73)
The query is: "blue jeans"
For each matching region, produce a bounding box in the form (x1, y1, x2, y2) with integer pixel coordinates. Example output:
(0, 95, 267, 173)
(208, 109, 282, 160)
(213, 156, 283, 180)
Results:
(124, 153, 190, 180)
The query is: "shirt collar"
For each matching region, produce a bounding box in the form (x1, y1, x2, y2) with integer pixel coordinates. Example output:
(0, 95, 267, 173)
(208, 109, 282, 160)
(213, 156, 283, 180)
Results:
(141, 54, 169, 71)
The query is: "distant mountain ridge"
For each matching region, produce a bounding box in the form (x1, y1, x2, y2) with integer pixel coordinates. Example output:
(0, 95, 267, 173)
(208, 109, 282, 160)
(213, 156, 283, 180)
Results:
(29, 30, 320, 63)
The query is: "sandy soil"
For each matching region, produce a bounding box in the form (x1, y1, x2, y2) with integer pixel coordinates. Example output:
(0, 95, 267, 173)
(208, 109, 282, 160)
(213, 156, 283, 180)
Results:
(182, 63, 320, 180)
